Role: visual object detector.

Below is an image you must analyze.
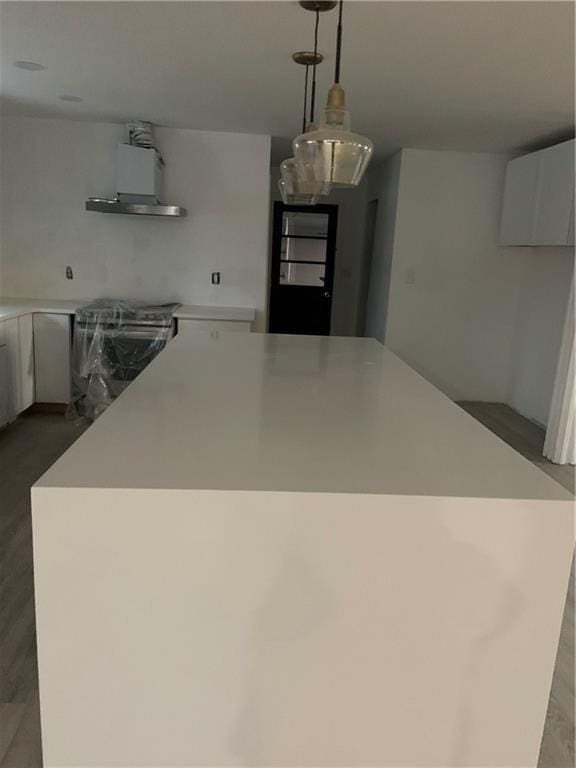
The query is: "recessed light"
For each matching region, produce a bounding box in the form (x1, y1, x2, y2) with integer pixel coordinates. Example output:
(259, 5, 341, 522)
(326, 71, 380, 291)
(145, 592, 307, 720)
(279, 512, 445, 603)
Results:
(13, 60, 45, 71)
(58, 95, 83, 103)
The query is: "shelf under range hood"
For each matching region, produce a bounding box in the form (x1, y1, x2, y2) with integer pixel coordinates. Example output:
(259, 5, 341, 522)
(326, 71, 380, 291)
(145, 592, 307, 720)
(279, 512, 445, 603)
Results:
(85, 199, 187, 218)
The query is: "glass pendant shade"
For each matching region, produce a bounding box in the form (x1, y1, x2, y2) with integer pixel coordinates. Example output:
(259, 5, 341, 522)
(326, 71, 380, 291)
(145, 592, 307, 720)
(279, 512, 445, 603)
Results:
(278, 177, 320, 206)
(279, 157, 324, 205)
(292, 87, 373, 188)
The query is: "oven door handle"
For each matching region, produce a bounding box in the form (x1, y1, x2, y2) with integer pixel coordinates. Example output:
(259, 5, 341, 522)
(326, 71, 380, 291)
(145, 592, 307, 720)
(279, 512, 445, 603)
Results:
(76, 327, 173, 341)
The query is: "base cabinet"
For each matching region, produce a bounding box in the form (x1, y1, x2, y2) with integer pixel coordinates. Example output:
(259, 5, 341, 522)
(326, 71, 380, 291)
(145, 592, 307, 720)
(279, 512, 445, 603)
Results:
(33, 314, 72, 404)
(19, 314, 35, 411)
(5, 314, 34, 418)
(0, 341, 9, 429)
(0, 312, 73, 424)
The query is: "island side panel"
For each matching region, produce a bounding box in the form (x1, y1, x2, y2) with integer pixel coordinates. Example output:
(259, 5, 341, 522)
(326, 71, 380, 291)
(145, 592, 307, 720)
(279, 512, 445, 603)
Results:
(32, 487, 573, 768)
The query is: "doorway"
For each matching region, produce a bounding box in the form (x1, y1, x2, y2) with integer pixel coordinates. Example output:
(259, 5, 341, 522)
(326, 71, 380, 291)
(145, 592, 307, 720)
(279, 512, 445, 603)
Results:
(268, 202, 338, 335)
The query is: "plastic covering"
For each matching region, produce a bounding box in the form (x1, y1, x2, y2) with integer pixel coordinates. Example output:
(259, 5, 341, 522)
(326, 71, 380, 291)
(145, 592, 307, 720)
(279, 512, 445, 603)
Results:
(67, 300, 177, 421)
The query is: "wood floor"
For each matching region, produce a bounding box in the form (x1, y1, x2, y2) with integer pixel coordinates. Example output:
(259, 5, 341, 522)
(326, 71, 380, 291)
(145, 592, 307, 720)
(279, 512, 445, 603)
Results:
(0, 405, 573, 767)
(0, 414, 88, 767)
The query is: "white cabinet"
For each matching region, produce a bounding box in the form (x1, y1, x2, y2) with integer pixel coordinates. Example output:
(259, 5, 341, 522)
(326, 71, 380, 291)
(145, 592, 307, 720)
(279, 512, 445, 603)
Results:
(33, 314, 72, 404)
(5, 314, 35, 417)
(177, 319, 252, 334)
(19, 313, 34, 411)
(500, 151, 540, 246)
(0, 346, 9, 429)
(500, 139, 575, 246)
(532, 141, 575, 245)
(0, 322, 10, 429)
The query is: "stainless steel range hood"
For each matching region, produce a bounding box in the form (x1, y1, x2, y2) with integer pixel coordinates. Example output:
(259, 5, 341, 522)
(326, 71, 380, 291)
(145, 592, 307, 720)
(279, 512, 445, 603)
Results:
(85, 141, 187, 218)
(85, 198, 187, 217)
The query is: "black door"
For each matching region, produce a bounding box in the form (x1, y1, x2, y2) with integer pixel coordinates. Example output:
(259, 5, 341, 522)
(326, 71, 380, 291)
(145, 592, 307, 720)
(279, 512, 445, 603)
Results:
(269, 202, 338, 335)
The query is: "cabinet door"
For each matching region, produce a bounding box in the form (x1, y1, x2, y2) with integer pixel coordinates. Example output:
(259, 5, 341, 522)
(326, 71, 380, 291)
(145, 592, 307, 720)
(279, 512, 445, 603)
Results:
(33, 314, 72, 403)
(0, 346, 9, 429)
(5, 314, 36, 416)
(532, 140, 575, 245)
(19, 314, 35, 411)
(499, 152, 539, 245)
(0, 322, 9, 429)
(5, 317, 22, 416)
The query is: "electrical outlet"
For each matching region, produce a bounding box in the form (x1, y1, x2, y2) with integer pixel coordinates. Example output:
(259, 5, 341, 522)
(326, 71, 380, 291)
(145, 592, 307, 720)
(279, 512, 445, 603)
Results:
(211, 272, 221, 285)
(66, 266, 74, 280)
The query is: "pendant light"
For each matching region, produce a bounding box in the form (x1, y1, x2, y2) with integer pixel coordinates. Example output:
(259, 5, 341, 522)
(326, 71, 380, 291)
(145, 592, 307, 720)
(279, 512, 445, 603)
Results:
(278, 55, 323, 205)
(279, 2, 335, 205)
(292, 0, 373, 188)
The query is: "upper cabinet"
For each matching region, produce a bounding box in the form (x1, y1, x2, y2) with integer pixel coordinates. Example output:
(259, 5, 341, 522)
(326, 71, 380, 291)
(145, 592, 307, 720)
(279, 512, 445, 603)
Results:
(500, 139, 575, 247)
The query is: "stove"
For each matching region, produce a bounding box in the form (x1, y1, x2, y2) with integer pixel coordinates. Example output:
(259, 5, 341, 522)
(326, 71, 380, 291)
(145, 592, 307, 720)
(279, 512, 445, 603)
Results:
(70, 300, 181, 419)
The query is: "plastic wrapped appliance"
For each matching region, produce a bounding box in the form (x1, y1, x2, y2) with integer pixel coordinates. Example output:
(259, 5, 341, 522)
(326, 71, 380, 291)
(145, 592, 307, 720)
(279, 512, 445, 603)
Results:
(68, 300, 179, 421)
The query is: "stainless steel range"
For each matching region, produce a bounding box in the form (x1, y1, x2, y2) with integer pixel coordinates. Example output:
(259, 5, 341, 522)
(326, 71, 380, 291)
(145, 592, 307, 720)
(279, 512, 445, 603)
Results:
(70, 300, 180, 419)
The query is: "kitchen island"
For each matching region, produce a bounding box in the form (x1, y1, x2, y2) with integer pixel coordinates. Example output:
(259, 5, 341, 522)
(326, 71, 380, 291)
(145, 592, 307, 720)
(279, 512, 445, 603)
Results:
(32, 332, 573, 767)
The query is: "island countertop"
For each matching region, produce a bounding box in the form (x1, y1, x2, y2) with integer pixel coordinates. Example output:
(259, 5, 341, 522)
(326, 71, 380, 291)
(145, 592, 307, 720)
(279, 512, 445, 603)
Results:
(32, 333, 574, 768)
(37, 331, 571, 500)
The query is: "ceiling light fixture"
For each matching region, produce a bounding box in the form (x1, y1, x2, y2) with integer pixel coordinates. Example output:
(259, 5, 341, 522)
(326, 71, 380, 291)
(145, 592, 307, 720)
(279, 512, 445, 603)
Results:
(279, 2, 336, 206)
(293, 0, 373, 188)
(58, 95, 83, 102)
(13, 60, 45, 71)
(279, 51, 324, 206)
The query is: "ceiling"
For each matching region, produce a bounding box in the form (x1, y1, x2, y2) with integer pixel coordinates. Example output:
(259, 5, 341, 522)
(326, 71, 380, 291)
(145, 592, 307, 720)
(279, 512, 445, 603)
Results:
(0, 1, 574, 162)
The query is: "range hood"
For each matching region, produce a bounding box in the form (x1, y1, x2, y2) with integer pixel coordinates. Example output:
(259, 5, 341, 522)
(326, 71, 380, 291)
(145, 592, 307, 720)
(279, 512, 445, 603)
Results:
(85, 142, 187, 218)
(86, 199, 186, 217)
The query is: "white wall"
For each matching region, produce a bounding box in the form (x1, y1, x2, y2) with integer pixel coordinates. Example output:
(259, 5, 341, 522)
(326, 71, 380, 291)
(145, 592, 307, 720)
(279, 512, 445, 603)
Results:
(508, 250, 573, 425)
(364, 152, 402, 341)
(269, 170, 368, 337)
(383, 149, 524, 401)
(0, 117, 271, 330)
(365, 147, 574, 423)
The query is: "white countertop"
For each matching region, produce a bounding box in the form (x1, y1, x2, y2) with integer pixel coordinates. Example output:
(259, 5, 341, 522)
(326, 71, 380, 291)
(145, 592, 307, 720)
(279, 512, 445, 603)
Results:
(0, 297, 255, 323)
(37, 332, 571, 500)
(0, 297, 83, 321)
(32, 333, 574, 766)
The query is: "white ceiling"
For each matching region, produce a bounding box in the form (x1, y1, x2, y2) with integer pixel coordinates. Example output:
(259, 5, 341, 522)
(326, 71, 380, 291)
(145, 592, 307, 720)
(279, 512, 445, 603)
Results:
(0, 1, 574, 161)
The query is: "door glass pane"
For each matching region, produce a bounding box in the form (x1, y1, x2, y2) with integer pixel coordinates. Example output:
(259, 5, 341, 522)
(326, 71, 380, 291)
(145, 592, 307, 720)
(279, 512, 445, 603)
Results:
(282, 212, 329, 237)
(281, 237, 327, 263)
(279, 262, 326, 286)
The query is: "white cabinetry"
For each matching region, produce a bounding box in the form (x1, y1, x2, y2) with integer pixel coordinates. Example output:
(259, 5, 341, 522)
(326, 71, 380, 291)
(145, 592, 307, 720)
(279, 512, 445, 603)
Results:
(532, 141, 575, 245)
(0, 322, 10, 429)
(500, 152, 539, 246)
(500, 139, 575, 246)
(19, 313, 35, 411)
(177, 319, 252, 334)
(33, 314, 72, 404)
(5, 314, 35, 417)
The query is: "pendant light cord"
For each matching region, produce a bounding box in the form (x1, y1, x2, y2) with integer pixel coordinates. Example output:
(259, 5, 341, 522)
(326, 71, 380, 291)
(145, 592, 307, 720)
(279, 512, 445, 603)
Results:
(334, 0, 343, 84)
(302, 65, 310, 133)
(310, 9, 320, 125)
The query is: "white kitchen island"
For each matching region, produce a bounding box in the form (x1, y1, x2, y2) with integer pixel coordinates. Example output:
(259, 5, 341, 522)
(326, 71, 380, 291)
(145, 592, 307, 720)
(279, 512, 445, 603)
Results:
(32, 332, 573, 768)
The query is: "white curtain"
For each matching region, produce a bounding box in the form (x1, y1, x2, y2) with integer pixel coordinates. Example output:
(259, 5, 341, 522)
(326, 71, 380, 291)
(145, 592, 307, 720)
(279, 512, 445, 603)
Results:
(544, 278, 575, 465)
